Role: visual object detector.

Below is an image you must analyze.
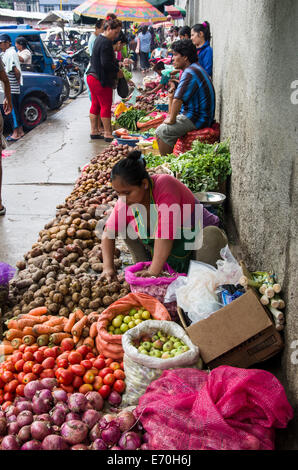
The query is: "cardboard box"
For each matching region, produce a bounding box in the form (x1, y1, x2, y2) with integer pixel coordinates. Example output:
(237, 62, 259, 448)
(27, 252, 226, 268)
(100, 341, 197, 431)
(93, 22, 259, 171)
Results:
(177, 289, 283, 369)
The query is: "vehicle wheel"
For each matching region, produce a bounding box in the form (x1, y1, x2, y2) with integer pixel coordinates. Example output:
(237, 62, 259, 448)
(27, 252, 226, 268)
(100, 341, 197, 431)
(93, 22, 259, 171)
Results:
(21, 97, 47, 131)
(68, 74, 83, 99)
(60, 78, 70, 103)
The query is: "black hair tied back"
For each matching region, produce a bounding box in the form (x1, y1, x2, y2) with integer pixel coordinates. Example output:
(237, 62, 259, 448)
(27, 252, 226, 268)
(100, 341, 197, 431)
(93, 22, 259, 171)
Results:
(111, 150, 149, 186)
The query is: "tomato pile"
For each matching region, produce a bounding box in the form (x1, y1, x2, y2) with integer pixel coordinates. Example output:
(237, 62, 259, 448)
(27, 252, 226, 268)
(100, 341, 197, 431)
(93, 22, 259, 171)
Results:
(0, 338, 125, 409)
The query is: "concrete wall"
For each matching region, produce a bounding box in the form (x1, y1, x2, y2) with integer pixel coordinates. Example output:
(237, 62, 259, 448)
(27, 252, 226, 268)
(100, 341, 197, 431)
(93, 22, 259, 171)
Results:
(178, 0, 298, 449)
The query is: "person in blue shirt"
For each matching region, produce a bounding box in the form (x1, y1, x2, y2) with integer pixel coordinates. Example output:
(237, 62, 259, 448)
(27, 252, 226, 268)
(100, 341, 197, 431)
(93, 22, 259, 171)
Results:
(191, 21, 213, 78)
(156, 39, 215, 156)
(137, 26, 152, 73)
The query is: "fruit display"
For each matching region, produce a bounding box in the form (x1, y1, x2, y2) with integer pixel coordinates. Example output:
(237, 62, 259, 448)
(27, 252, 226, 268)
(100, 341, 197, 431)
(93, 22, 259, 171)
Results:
(108, 307, 152, 335)
(133, 331, 189, 358)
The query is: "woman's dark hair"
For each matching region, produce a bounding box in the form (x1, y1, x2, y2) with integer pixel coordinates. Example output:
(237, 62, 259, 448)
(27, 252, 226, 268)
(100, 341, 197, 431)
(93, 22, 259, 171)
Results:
(179, 26, 191, 39)
(111, 150, 149, 186)
(141, 25, 148, 34)
(104, 18, 122, 30)
(15, 36, 28, 49)
(113, 30, 127, 45)
(153, 61, 165, 72)
(191, 21, 211, 42)
(174, 26, 179, 33)
(106, 12, 117, 20)
(172, 39, 198, 64)
(95, 19, 104, 29)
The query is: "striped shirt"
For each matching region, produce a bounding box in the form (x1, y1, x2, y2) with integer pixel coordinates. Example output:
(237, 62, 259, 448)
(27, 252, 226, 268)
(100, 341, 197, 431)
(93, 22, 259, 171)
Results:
(174, 63, 215, 129)
(1, 47, 21, 94)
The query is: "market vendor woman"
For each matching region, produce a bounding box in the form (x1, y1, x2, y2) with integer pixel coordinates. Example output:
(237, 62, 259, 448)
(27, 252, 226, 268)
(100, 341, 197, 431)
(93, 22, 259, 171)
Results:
(100, 150, 227, 280)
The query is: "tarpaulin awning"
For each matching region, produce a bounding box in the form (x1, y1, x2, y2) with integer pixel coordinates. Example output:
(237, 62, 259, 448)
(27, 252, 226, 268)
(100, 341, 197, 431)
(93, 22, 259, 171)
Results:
(165, 5, 186, 19)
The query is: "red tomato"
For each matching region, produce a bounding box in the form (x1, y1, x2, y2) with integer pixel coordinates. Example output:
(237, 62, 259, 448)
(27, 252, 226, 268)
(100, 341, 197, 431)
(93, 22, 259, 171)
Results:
(38, 346, 48, 352)
(32, 364, 43, 375)
(0, 396, 4, 405)
(70, 364, 85, 377)
(16, 384, 25, 396)
(2, 371, 14, 383)
(68, 351, 82, 365)
(42, 357, 55, 369)
(120, 362, 124, 370)
(18, 344, 26, 353)
(23, 361, 35, 374)
(89, 367, 99, 376)
(51, 346, 61, 357)
(23, 373, 37, 384)
(57, 351, 70, 360)
(83, 370, 95, 384)
(24, 346, 36, 354)
(93, 357, 105, 370)
(75, 345, 89, 358)
(28, 345, 39, 353)
(99, 367, 113, 378)
(81, 359, 92, 370)
(93, 376, 103, 391)
(60, 384, 74, 393)
(17, 371, 26, 383)
(11, 352, 23, 364)
(105, 358, 114, 367)
(98, 384, 111, 399)
(103, 373, 115, 386)
(114, 369, 125, 380)
(33, 350, 44, 363)
(23, 351, 34, 361)
(109, 362, 121, 371)
(56, 358, 68, 369)
(44, 348, 57, 359)
(40, 369, 55, 379)
(72, 375, 83, 389)
(113, 379, 125, 394)
(14, 359, 25, 372)
(85, 353, 95, 360)
(0, 378, 4, 388)
(2, 399, 13, 409)
(60, 338, 74, 352)
(57, 369, 74, 386)
(79, 383, 93, 394)
(3, 362, 15, 373)
(4, 379, 18, 393)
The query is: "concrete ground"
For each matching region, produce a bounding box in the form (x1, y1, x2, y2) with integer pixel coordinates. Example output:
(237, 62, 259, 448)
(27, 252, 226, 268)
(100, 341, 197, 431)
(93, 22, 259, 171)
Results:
(0, 91, 109, 267)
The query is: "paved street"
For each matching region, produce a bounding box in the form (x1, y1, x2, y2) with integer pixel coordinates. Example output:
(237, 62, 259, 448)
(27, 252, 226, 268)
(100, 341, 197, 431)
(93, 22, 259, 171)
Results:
(0, 91, 108, 267)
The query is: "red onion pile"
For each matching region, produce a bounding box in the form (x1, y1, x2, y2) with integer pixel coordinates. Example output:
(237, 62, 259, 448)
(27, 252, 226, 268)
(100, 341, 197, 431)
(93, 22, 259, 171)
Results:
(0, 379, 147, 450)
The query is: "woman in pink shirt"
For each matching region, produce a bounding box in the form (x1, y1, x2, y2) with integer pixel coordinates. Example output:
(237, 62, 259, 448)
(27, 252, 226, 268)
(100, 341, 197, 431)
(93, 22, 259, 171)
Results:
(101, 150, 225, 280)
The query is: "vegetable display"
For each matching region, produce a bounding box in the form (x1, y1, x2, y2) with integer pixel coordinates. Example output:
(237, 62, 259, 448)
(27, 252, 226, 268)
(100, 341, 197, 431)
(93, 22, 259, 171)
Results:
(116, 109, 147, 132)
(133, 331, 189, 358)
(108, 307, 152, 335)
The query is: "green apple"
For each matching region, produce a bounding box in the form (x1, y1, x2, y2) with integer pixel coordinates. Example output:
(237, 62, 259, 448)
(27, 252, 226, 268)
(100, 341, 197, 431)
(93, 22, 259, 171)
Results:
(159, 336, 167, 343)
(157, 331, 163, 338)
(152, 335, 159, 341)
(108, 325, 115, 332)
(120, 323, 129, 333)
(163, 341, 173, 351)
(153, 339, 163, 350)
(153, 350, 162, 358)
(128, 320, 136, 329)
(134, 312, 142, 320)
(114, 327, 122, 335)
(181, 345, 189, 352)
(123, 315, 131, 324)
(112, 316, 123, 327)
(169, 336, 177, 343)
(161, 352, 171, 359)
(138, 346, 144, 352)
(129, 308, 137, 315)
(135, 319, 142, 325)
(174, 341, 182, 349)
(142, 341, 152, 351)
(140, 349, 149, 355)
(149, 350, 156, 357)
(141, 310, 151, 320)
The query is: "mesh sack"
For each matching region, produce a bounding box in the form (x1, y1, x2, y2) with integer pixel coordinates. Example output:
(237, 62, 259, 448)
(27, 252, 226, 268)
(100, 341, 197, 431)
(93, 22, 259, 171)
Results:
(135, 365, 294, 450)
(0, 263, 15, 307)
(173, 122, 220, 156)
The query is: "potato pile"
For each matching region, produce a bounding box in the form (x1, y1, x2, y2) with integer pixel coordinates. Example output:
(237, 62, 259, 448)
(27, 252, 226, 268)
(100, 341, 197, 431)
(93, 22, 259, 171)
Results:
(3, 143, 133, 329)
(135, 94, 156, 113)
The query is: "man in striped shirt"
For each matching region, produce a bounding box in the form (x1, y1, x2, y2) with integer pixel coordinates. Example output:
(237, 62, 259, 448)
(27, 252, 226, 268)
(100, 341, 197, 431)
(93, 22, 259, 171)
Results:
(156, 39, 215, 156)
(0, 34, 24, 141)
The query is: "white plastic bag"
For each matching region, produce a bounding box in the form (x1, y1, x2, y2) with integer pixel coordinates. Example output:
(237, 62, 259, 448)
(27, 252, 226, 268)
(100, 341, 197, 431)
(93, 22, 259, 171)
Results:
(121, 320, 200, 406)
(216, 245, 243, 285)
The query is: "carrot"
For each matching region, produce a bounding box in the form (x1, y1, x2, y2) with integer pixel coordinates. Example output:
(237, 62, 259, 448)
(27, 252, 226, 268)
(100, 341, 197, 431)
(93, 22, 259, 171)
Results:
(88, 312, 100, 323)
(89, 322, 98, 338)
(83, 337, 94, 348)
(17, 315, 49, 322)
(74, 309, 84, 321)
(6, 319, 19, 330)
(74, 337, 84, 347)
(49, 333, 71, 345)
(11, 338, 22, 349)
(64, 312, 77, 333)
(43, 317, 66, 327)
(28, 307, 48, 316)
(22, 335, 35, 345)
(37, 335, 49, 347)
(4, 329, 24, 341)
(16, 317, 49, 330)
(33, 324, 62, 336)
(0, 344, 14, 355)
(71, 316, 88, 338)
(23, 326, 36, 337)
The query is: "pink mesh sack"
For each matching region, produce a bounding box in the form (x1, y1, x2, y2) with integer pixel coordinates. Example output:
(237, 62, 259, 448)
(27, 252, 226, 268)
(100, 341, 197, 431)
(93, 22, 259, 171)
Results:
(124, 262, 186, 322)
(136, 366, 294, 450)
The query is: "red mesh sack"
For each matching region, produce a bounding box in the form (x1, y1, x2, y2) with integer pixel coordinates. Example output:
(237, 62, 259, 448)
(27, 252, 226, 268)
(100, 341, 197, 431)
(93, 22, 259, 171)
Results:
(173, 122, 220, 156)
(136, 366, 294, 450)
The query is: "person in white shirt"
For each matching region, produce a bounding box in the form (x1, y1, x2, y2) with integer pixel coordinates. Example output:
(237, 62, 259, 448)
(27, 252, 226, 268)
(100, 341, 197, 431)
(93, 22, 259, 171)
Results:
(0, 56, 12, 216)
(15, 37, 32, 65)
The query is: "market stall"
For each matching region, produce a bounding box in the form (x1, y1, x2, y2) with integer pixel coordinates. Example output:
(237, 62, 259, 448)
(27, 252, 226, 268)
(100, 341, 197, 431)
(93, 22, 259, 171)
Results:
(0, 77, 293, 450)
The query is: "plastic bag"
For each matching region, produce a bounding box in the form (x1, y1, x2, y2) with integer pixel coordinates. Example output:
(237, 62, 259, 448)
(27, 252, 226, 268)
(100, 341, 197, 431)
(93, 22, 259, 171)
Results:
(121, 320, 200, 407)
(136, 366, 294, 450)
(96, 293, 171, 360)
(127, 86, 142, 106)
(216, 244, 243, 285)
(0, 262, 15, 307)
(125, 262, 186, 322)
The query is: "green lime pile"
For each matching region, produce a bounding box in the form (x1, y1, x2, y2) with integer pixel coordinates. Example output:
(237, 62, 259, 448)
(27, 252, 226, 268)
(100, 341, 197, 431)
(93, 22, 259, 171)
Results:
(108, 307, 152, 335)
(134, 330, 189, 358)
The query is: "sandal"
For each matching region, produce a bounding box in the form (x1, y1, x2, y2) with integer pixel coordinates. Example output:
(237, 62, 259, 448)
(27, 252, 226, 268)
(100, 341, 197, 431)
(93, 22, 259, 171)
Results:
(0, 205, 6, 216)
(6, 136, 19, 142)
(90, 134, 104, 140)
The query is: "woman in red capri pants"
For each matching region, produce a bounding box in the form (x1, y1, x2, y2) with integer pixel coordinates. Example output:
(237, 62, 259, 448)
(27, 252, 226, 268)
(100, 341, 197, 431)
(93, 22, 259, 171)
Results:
(87, 18, 123, 142)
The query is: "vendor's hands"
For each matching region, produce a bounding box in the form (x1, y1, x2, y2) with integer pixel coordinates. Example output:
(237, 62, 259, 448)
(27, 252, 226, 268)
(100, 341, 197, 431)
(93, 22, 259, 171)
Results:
(100, 268, 118, 282)
(164, 116, 176, 125)
(135, 268, 160, 278)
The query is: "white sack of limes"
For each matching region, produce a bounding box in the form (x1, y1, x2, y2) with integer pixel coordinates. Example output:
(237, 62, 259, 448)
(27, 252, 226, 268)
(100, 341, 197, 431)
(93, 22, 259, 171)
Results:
(121, 320, 200, 407)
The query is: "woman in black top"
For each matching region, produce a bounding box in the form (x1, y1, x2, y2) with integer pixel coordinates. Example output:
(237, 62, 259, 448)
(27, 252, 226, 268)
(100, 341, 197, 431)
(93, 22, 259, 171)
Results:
(87, 18, 123, 142)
